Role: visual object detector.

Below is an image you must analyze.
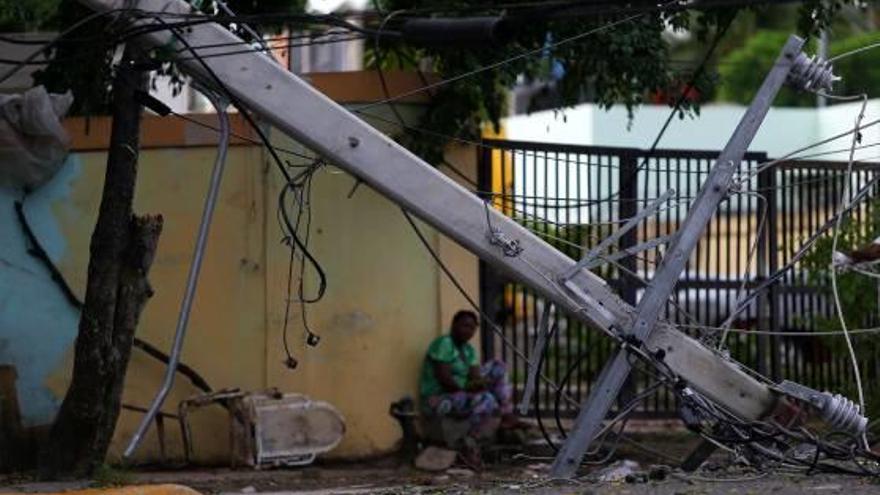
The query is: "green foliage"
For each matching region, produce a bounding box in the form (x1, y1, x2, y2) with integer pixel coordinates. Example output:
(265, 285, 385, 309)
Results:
(796, 0, 848, 36)
(830, 31, 880, 97)
(368, 1, 861, 163)
(0, 0, 60, 31)
(8, 0, 866, 145)
(801, 200, 880, 412)
(370, 1, 727, 162)
(718, 28, 880, 107)
(717, 31, 816, 107)
(30, 0, 308, 116)
(32, 1, 115, 116)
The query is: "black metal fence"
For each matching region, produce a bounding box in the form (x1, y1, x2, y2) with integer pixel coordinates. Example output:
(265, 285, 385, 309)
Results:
(477, 139, 880, 418)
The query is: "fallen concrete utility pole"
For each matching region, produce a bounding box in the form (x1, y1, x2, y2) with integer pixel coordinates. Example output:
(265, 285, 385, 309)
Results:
(74, 0, 864, 469)
(550, 35, 804, 478)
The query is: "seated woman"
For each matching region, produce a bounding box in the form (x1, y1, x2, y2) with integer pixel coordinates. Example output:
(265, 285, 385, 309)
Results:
(418, 310, 522, 467)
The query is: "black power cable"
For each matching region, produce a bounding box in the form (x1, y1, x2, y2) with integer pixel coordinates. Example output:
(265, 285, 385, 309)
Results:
(151, 13, 323, 277)
(279, 171, 307, 369)
(144, 14, 328, 367)
(0, 7, 137, 85)
(531, 322, 560, 452)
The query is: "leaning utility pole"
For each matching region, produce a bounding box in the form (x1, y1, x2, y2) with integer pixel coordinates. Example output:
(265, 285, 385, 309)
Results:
(551, 35, 803, 477)
(75, 0, 864, 474)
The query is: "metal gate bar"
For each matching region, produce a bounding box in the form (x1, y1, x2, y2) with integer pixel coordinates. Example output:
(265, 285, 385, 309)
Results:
(478, 139, 880, 418)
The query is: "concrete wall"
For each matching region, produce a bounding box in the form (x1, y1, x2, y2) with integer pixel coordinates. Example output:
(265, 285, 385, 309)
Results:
(0, 71, 479, 464)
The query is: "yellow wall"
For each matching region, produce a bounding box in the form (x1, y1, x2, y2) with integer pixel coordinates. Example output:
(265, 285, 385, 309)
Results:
(50, 145, 268, 463)
(261, 133, 479, 459)
(38, 98, 480, 463)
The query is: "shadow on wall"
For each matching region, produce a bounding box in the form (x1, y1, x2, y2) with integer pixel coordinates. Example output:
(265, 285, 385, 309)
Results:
(0, 156, 82, 450)
(0, 364, 52, 470)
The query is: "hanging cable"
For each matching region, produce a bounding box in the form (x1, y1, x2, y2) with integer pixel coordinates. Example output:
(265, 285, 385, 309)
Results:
(828, 40, 880, 63)
(828, 94, 870, 449)
(147, 13, 329, 304)
(0, 7, 136, 85)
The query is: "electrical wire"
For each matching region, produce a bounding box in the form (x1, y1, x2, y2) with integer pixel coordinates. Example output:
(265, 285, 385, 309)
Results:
(400, 208, 579, 409)
(115, 11, 396, 43)
(95, 4, 880, 472)
(296, 165, 322, 346)
(828, 94, 869, 449)
(146, 13, 330, 372)
(715, 191, 768, 349)
(168, 29, 358, 53)
(719, 167, 880, 324)
(503, 197, 689, 228)
(278, 161, 324, 367)
(169, 111, 317, 161)
(158, 26, 880, 404)
(736, 116, 880, 185)
(373, 8, 409, 130)
(0, 30, 368, 68)
(605, 11, 737, 204)
(0, 7, 135, 85)
(680, 322, 880, 337)
(532, 321, 560, 452)
(280, 170, 308, 367)
(828, 40, 880, 63)
(356, 1, 679, 112)
(170, 33, 367, 63)
(352, 104, 880, 204)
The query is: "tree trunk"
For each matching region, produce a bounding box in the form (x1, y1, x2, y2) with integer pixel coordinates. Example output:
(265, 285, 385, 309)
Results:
(40, 46, 163, 478)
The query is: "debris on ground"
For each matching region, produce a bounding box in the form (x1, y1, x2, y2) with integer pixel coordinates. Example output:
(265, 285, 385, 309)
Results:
(446, 468, 475, 478)
(414, 446, 458, 472)
(594, 459, 640, 482)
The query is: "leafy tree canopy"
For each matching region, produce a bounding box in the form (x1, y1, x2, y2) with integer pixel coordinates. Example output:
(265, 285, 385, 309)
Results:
(718, 29, 880, 106)
(0, 0, 60, 31)
(2, 0, 869, 162)
(370, 0, 864, 161)
(24, 0, 305, 115)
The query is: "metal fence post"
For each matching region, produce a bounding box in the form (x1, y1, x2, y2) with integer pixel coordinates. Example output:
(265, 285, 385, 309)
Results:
(618, 151, 640, 306)
(757, 154, 782, 381)
(755, 159, 769, 379)
(617, 151, 640, 408)
(477, 145, 498, 361)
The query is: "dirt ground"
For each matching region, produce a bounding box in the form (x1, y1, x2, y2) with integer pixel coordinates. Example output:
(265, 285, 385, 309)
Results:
(6, 462, 878, 495)
(3, 432, 879, 494)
